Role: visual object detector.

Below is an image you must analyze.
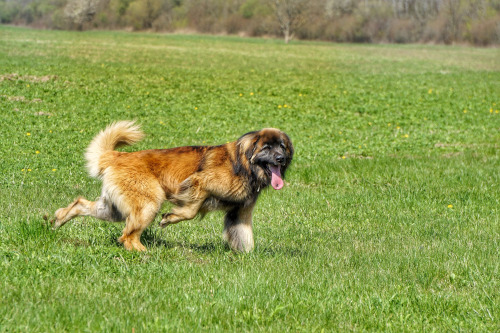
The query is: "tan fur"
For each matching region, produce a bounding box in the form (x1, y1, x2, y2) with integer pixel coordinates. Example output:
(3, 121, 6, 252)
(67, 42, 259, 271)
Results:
(52, 122, 293, 252)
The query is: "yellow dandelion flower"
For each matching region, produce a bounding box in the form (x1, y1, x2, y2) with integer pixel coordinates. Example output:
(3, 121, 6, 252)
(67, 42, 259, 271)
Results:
(447, 204, 453, 208)
(27, 84, 30, 88)
(428, 89, 433, 94)
(463, 109, 467, 113)
(239, 93, 243, 97)
(194, 107, 198, 110)
(388, 123, 391, 127)
(299, 93, 303, 97)
(403, 134, 409, 138)
(342, 156, 346, 159)
(49, 130, 52, 133)
(26, 132, 31, 136)
(36, 151, 40, 154)
(250, 92, 254, 96)
(396, 126, 401, 130)
(283, 104, 288, 108)
(368, 122, 372, 126)
(490, 108, 493, 113)
(21, 169, 25, 172)
(28, 169, 32, 172)
(496, 110, 499, 114)
(278, 105, 282, 108)
(52, 169, 57, 172)
(338, 131, 342, 135)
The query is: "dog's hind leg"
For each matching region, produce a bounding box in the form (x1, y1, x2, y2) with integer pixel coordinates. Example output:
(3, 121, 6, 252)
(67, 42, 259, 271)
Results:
(118, 204, 157, 252)
(52, 196, 124, 229)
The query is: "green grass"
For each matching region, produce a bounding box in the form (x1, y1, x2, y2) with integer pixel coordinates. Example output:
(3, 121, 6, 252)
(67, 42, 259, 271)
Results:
(0, 26, 499, 331)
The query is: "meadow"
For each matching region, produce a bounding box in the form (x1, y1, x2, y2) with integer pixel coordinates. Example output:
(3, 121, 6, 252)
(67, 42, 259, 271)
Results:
(0, 26, 498, 331)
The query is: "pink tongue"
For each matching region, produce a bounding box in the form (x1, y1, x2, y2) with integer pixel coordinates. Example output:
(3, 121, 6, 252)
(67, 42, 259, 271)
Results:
(269, 165, 284, 190)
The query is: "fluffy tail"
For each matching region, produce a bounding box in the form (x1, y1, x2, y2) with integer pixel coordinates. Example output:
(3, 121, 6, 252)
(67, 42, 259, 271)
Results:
(85, 121, 144, 178)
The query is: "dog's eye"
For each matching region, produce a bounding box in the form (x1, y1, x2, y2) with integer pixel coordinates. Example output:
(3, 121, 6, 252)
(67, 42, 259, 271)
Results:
(280, 143, 286, 150)
(262, 145, 271, 150)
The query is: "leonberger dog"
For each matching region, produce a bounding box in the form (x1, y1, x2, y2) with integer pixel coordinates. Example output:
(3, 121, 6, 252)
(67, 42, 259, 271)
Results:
(52, 121, 293, 252)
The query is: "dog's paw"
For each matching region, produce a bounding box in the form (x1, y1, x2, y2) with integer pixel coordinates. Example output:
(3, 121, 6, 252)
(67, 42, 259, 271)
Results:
(159, 213, 173, 228)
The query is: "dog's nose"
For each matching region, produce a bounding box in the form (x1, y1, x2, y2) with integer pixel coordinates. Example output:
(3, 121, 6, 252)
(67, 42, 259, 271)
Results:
(275, 154, 285, 164)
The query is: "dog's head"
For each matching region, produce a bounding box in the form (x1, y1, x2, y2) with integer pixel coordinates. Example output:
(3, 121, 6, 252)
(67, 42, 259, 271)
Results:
(238, 128, 294, 190)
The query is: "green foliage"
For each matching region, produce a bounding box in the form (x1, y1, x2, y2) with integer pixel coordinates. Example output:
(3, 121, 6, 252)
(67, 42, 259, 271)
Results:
(0, 26, 499, 331)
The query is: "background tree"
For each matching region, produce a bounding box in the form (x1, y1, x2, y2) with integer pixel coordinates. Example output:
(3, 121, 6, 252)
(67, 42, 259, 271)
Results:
(2, 0, 500, 45)
(271, 0, 307, 43)
(64, 0, 101, 30)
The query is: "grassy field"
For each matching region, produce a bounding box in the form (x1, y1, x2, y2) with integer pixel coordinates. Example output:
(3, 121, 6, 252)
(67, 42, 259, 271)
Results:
(0, 26, 499, 331)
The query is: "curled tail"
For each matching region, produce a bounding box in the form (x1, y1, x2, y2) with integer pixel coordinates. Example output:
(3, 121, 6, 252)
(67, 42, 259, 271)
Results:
(85, 121, 144, 178)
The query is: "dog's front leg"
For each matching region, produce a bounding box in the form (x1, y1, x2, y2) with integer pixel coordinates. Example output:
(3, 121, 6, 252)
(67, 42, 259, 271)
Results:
(223, 202, 255, 252)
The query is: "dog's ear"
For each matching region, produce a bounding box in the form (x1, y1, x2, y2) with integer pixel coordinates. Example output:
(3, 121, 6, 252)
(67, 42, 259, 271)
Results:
(282, 132, 294, 166)
(280, 132, 294, 177)
(237, 131, 260, 162)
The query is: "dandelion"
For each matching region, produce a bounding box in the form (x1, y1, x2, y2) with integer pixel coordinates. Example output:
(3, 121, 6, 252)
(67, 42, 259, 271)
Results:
(27, 84, 30, 88)
(26, 132, 31, 136)
(194, 107, 198, 110)
(49, 130, 53, 133)
(463, 109, 467, 113)
(447, 204, 453, 208)
(21, 169, 25, 172)
(428, 89, 433, 94)
(490, 108, 493, 113)
(368, 122, 372, 126)
(278, 105, 282, 108)
(496, 110, 499, 114)
(28, 169, 32, 172)
(250, 92, 254, 96)
(52, 169, 57, 172)
(403, 134, 409, 138)
(239, 93, 243, 97)
(338, 131, 342, 135)
(36, 151, 40, 154)
(388, 123, 392, 127)
(299, 93, 303, 97)
(342, 156, 346, 159)
(396, 126, 401, 130)
(283, 104, 288, 108)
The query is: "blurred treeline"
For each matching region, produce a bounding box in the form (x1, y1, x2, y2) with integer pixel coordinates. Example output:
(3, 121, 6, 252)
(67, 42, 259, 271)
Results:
(1, 0, 500, 45)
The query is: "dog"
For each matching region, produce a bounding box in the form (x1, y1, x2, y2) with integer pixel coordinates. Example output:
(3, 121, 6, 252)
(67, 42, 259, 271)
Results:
(52, 121, 294, 252)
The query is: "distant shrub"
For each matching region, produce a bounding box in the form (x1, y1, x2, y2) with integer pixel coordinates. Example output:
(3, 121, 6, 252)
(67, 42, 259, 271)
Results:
(468, 16, 500, 46)
(387, 19, 420, 44)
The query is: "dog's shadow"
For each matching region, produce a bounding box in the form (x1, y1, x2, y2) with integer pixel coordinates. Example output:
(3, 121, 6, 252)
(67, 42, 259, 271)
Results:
(138, 228, 225, 254)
